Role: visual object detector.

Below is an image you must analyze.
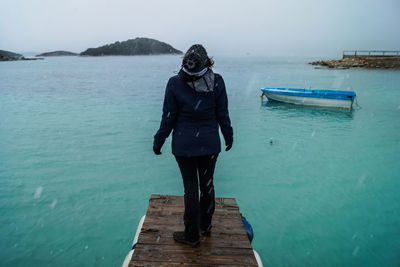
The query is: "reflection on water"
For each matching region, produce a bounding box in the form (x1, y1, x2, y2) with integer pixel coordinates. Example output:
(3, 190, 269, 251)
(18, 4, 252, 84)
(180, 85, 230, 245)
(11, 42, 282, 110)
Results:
(261, 99, 354, 121)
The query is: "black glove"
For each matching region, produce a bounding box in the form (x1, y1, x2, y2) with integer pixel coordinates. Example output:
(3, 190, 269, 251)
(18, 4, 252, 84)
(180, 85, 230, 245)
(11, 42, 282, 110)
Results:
(225, 143, 232, 151)
(153, 145, 162, 155)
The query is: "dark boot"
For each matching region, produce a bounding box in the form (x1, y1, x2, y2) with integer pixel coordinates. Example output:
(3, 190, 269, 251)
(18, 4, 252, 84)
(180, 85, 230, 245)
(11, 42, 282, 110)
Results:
(173, 231, 200, 248)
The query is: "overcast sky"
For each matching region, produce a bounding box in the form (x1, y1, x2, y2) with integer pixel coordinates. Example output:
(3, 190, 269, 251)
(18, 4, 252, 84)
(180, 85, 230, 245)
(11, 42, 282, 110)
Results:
(1, 0, 399, 57)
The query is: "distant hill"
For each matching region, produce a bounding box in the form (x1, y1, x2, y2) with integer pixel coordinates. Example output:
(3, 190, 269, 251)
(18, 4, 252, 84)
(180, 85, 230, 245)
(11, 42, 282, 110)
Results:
(0, 50, 23, 61)
(80, 37, 182, 56)
(36, 51, 78, 57)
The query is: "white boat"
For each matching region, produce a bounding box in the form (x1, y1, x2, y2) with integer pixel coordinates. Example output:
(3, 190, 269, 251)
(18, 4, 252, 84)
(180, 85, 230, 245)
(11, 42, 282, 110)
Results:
(122, 215, 145, 267)
(261, 88, 356, 109)
(122, 215, 263, 267)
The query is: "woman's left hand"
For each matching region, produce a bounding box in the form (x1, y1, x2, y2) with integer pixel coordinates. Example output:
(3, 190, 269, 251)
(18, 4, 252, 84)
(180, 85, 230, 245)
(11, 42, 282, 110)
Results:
(153, 145, 162, 155)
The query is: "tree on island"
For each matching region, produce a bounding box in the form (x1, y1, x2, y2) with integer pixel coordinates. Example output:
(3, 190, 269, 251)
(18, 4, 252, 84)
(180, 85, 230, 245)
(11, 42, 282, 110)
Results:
(80, 37, 182, 56)
(36, 51, 78, 57)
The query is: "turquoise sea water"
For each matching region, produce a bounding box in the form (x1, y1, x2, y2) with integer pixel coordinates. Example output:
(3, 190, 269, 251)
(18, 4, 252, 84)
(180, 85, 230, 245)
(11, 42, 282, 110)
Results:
(1, 56, 399, 266)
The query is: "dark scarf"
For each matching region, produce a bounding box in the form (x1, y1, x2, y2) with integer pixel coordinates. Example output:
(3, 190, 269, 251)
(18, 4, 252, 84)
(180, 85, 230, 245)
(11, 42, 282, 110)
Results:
(178, 68, 215, 93)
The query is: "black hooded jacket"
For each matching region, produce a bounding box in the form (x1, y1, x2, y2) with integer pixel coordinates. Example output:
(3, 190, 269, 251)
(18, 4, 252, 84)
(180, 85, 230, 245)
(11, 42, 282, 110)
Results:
(154, 71, 233, 156)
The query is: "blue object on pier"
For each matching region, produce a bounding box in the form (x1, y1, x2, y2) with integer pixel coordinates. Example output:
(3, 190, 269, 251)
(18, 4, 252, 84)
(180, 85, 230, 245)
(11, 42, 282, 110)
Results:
(242, 218, 254, 242)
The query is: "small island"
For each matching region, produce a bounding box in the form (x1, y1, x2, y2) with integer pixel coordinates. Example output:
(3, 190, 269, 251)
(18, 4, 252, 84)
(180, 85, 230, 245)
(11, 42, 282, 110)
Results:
(36, 51, 78, 57)
(0, 49, 43, 61)
(0, 50, 23, 61)
(80, 37, 182, 56)
(310, 50, 400, 69)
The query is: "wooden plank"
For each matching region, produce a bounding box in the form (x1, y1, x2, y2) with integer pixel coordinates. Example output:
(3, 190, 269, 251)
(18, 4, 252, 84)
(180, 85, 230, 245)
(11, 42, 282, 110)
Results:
(142, 214, 244, 229)
(130, 244, 258, 266)
(146, 204, 240, 217)
(137, 233, 252, 249)
(149, 203, 239, 215)
(130, 261, 255, 267)
(149, 195, 239, 210)
(130, 195, 257, 266)
(146, 208, 240, 219)
(139, 221, 248, 236)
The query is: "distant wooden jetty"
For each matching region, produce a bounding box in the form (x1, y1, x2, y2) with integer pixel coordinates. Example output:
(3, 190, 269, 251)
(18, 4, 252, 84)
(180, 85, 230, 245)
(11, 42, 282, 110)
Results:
(343, 50, 400, 58)
(129, 195, 259, 266)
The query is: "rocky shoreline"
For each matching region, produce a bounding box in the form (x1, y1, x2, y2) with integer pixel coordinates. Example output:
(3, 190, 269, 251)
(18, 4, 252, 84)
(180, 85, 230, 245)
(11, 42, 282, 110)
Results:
(0, 49, 44, 61)
(0, 55, 44, 61)
(310, 56, 400, 69)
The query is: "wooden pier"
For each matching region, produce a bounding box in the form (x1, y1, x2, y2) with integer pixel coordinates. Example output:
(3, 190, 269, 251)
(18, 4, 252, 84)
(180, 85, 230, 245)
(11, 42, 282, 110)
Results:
(129, 195, 258, 266)
(343, 50, 400, 58)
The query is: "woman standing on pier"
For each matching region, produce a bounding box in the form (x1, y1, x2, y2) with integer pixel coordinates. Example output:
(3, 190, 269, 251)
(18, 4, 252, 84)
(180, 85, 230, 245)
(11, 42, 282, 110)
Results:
(153, 44, 233, 247)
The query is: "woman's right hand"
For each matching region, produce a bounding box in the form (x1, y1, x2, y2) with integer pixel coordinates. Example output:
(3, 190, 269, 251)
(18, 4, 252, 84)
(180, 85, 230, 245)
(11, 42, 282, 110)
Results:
(225, 143, 232, 151)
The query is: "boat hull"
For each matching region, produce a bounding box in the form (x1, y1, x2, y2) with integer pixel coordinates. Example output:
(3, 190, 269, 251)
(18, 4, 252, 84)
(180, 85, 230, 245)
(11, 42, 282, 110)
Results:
(264, 92, 353, 108)
(261, 88, 355, 109)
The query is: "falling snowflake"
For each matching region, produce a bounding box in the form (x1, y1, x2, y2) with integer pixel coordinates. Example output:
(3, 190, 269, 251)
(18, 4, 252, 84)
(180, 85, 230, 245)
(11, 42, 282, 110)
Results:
(194, 99, 202, 110)
(34, 186, 43, 199)
(357, 173, 367, 187)
(50, 199, 58, 209)
(311, 130, 316, 137)
(352, 246, 360, 256)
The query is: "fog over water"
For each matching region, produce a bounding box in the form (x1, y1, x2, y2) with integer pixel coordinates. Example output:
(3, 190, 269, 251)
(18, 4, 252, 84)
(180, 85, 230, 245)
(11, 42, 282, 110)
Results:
(1, 0, 399, 56)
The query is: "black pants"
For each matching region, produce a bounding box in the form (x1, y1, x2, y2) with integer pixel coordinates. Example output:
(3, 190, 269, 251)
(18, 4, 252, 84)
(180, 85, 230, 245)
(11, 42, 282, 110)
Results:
(175, 154, 219, 242)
